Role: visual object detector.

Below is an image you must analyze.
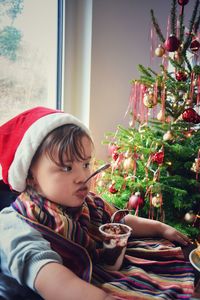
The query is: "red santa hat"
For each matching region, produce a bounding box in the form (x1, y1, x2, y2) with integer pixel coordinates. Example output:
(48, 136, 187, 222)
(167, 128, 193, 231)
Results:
(0, 106, 91, 192)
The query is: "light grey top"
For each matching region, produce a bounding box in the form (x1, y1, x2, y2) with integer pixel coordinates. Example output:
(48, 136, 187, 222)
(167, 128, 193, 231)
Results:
(0, 206, 62, 291)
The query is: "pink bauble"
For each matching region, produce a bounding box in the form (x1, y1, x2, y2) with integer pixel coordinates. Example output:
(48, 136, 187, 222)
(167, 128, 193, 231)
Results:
(127, 192, 144, 210)
(108, 144, 119, 156)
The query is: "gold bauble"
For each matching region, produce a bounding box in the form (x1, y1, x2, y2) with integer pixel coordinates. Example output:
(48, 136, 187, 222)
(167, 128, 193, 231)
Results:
(152, 193, 162, 208)
(143, 94, 155, 108)
(123, 157, 134, 171)
(155, 45, 165, 57)
(97, 180, 104, 187)
(184, 211, 195, 224)
(191, 158, 200, 173)
(163, 130, 173, 141)
(157, 110, 165, 121)
(185, 99, 193, 107)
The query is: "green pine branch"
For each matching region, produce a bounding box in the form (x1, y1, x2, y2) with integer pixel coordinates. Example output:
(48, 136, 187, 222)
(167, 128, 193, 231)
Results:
(179, 9, 185, 42)
(150, 9, 165, 43)
(194, 9, 200, 33)
(170, 0, 177, 35)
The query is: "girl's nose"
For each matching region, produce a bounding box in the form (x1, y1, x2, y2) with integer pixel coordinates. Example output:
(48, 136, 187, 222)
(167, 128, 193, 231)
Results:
(74, 169, 90, 184)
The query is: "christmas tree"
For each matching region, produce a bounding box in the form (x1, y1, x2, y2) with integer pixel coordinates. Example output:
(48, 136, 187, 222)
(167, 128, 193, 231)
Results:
(95, 0, 200, 240)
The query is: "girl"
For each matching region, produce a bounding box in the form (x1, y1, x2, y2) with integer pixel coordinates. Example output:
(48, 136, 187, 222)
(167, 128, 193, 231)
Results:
(0, 107, 194, 300)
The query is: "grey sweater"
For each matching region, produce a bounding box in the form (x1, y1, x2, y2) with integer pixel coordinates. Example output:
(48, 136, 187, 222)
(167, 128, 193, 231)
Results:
(0, 206, 62, 292)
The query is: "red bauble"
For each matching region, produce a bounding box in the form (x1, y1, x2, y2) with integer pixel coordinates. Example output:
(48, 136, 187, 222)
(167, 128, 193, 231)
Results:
(127, 192, 144, 210)
(182, 108, 200, 124)
(151, 151, 164, 164)
(112, 151, 119, 161)
(108, 183, 118, 194)
(178, 0, 189, 5)
(175, 70, 187, 81)
(190, 39, 200, 52)
(165, 35, 180, 52)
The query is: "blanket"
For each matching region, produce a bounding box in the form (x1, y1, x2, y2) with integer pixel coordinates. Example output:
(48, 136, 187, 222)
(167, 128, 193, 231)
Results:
(93, 238, 194, 299)
(12, 192, 194, 299)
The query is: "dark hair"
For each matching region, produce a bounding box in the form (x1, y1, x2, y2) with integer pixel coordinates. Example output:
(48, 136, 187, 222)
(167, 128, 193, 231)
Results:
(30, 124, 94, 168)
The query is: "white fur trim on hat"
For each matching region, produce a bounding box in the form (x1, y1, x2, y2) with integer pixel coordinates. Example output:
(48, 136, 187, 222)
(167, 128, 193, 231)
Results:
(8, 112, 91, 192)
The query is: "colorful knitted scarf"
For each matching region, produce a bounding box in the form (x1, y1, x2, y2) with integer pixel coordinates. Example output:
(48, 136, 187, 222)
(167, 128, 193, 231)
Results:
(12, 189, 123, 262)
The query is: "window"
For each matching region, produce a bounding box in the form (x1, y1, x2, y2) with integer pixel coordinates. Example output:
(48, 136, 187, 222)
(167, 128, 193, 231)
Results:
(0, 0, 64, 125)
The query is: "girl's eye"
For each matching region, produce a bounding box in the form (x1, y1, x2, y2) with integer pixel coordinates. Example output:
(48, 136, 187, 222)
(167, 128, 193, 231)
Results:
(61, 166, 72, 172)
(84, 162, 91, 169)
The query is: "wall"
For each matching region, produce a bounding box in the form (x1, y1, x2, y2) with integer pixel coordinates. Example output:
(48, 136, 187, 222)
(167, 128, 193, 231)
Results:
(63, 0, 93, 126)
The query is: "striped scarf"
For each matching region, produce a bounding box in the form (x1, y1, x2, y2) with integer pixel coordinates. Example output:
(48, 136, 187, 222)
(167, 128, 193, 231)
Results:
(12, 189, 119, 261)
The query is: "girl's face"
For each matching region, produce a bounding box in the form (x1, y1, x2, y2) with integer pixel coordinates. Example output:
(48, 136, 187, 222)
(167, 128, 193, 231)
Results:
(29, 136, 93, 207)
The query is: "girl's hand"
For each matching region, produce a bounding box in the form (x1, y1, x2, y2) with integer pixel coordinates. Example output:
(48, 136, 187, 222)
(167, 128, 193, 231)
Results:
(161, 224, 191, 246)
(124, 214, 191, 246)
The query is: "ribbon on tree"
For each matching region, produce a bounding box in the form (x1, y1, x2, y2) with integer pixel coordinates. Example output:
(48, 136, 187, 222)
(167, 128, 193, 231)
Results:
(197, 74, 200, 107)
(190, 71, 195, 101)
(150, 22, 157, 63)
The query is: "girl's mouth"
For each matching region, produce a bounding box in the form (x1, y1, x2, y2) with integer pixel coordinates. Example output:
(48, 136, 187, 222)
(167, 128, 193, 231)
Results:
(75, 186, 89, 199)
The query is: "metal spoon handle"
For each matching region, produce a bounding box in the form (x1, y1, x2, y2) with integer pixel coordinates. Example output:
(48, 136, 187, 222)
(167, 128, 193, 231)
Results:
(83, 163, 111, 184)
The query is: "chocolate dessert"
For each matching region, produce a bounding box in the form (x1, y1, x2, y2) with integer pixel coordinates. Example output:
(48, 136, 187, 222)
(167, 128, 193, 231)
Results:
(99, 223, 132, 270)
(103, 224, 128, 235)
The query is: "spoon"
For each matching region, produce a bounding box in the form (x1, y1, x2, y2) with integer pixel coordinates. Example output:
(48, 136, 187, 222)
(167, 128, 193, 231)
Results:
(83, 163, 111, 184)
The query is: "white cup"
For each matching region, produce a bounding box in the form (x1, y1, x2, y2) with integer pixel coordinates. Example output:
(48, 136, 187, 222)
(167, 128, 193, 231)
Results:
(99, 223, 132, 271)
